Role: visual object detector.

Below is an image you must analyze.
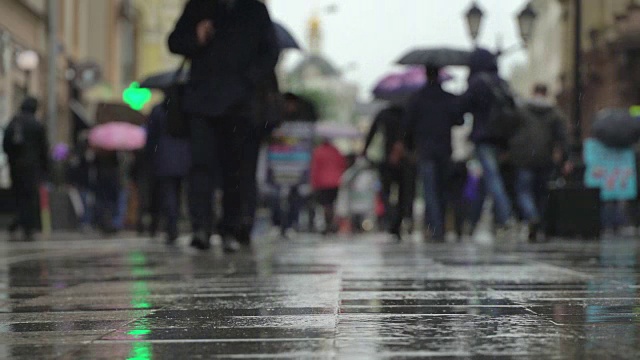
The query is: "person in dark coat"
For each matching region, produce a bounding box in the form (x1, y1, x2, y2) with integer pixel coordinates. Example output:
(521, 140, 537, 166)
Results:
(168, 0, 279, 251)
(2, 97, 49, 241)
(456, 48, 516, 232)
(510, 84, 568, 241)
(145, 100, 192, 244)
(403, 66, 464, 241)
(363, 105, 415, 239)
(94, 150, 120, 234)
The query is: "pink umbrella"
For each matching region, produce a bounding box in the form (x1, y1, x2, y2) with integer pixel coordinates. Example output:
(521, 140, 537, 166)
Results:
(373, 67, 453, 101)
(89, 122, 146, 151)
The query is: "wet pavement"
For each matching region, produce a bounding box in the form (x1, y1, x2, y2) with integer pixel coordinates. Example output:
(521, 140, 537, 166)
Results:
(0, 233, 639, 359)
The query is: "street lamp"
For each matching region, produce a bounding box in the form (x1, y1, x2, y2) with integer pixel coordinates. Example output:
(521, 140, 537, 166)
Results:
(465, 1, 537, 52)
(16, 50, 39, 94)
(517, 3, 538, 46)
(465, 2, 484, 44)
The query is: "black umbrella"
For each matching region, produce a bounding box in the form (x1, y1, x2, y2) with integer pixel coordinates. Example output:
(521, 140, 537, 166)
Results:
(591, 108, 640, 148)
(274, 22, 300, 50)
(397, 47, 471, 67)
(139, 68, 188, 90)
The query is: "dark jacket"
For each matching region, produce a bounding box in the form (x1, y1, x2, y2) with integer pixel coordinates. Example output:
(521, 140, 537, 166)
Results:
(168, 0, 279, 118)
(364, 106, 404, 162)
(2, 110, 48, 177)
(509, 98, 568, 168)
(403, 83, 463, 161)
(456, 48, 505, 145)
(146, 104, 192, 178)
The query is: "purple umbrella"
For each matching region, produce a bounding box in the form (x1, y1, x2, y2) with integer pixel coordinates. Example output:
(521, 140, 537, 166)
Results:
(372, 67, 452, 101)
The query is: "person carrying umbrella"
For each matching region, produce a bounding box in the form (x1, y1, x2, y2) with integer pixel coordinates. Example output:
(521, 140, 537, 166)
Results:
(168, 0, 279, 251)
(456, 48, 518, 237)
(401, 65, 464, 242)
(363, 105, 413, 239)
(2, 97, 49, 241)
(508, 84, 569, 241)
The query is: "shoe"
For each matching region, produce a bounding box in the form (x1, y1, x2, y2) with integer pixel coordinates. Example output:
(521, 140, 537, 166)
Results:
(166, 232, 178, 245)
(236, 228, 251, 246)
(495, 219, 517, 242)
(528, 222, 540, 243)
(24, 231, 35, 242)
(222, 237, 240, 253)
(190, 231, 211, 251)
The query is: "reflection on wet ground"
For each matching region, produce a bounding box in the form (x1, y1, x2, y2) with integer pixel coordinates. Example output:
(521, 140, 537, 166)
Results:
(0, 234, 639, 358)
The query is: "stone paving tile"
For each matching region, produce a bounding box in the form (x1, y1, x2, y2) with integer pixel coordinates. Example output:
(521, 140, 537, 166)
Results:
(0, 234, 638, 358)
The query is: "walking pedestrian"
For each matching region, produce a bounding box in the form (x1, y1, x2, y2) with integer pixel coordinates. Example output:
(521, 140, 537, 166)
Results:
(456, 48, 517, 236)
(94, 150, 121, 234)
(2, 97, 49, 241)
(146, 99, 192, 245)
(168, 0, 279, 251)
(270, 93, 318, 237)
(509, 84, 569, 241)
(363, 105, 415, 238)
(311, 139, 347, 235)
(403, 65, 464, 241)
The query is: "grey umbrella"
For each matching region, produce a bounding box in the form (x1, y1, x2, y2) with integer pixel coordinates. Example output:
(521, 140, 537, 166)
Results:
(591, 108, 640, 148)
(274, 22, 300, 50)
(397, 47, 471, 67)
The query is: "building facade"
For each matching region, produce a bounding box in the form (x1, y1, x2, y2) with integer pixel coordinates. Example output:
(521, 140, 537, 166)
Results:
(520, 0, 640, 141)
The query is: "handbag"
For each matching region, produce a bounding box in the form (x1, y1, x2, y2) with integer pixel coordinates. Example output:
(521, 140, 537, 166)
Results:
(165, 59, 189, 138)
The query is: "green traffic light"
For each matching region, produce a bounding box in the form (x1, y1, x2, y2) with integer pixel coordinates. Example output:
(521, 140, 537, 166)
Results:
(123, 82, 152, 111)
(631, 106, 640, 118)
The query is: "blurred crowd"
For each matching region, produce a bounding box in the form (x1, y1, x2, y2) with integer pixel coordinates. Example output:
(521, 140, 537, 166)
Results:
(3, 0, 639, 247)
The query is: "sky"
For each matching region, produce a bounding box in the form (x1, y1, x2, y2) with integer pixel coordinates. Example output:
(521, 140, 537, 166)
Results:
(269, 0, 531, 99)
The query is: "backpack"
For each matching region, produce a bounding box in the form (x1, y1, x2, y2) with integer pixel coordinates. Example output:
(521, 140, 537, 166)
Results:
(509, 107, 555, 168)
(479, 74, 523, 141)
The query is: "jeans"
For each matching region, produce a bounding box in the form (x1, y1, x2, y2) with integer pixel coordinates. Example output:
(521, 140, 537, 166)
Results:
(602, 201, 627, 231)
(475, 144, 513, 225)
(78, 188, 94, 226)
(273, 186, 305, 232)
(420, 159, 448, 239)
(515, 167, 551, 223)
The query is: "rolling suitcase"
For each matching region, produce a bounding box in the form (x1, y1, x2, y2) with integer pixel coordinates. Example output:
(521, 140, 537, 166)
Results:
(545, 184, 601, 239)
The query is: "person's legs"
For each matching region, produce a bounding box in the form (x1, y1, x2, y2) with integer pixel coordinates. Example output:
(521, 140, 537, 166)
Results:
(236, 129, 262, 244)
(214, 115, 250, 249)
(162, 177, 181, 243)
(14, 175, 39, 240)
(378, 164, 393, 231)
(515, 168, 540, 222)
(188, 117, 217, 249)
(421, 160, 445, 240)
(286, 186, 303, 232)
(476, 144, 513, 226)
(389, 166, 404, 237)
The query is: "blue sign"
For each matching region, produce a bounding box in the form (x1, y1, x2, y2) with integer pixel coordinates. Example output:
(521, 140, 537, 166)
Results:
(584, 138, 637, 201)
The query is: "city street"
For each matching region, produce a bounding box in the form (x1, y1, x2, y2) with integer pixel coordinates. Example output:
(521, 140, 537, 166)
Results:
(0, 231, 638, 358)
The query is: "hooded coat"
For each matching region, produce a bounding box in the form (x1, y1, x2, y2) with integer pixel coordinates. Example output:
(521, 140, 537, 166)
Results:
(2, 98, 49, 177)
(508, 98, 568, 168)
(456, 48, 506, 145)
